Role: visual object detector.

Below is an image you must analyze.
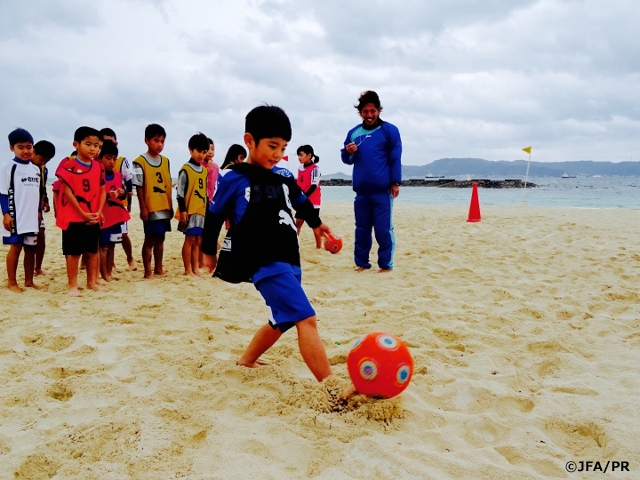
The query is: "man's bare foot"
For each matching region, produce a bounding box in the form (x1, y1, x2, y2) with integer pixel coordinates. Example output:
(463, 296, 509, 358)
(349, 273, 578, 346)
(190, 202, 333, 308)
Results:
(34, 268, 49, 276)
(128, 259, 138, 271)
(7, 284, 24, 294)
(355, 266, 369, 272)
(236, 360, 269, 368)
(340, 385, 358, 401)
(68, 288, 82, 297)
(25, 282, 42, 290)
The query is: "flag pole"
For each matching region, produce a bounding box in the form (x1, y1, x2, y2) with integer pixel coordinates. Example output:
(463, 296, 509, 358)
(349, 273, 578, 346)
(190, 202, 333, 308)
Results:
(522, 146, 532, 189)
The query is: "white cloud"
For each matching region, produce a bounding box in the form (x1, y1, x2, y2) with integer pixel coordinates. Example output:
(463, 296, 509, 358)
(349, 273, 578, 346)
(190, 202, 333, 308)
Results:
(0, 0, 638, 176)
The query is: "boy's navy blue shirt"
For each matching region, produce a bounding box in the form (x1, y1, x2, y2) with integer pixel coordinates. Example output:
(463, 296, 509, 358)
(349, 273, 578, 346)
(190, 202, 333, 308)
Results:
(202, 164, 321, 284)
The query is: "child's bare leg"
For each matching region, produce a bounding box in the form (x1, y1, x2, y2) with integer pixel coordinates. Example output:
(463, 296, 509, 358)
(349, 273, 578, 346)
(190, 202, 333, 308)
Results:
(237, 323, 282, 367)
(23, 246, 40, 289)
(314, 229, 323, 249)
(6, 244, 24, 293)
(35, 229, 47, 274)
(121, 233, 137, 270)
(192, 236, 202, 276)
(107, 244, 116, 279)
(153, 237, 165, 275)
(65, 254, 82, 296)
(295, 218, 304, 236)
(99, 245, 110, 281)
(142, 235, 155, 278)
(86, 251, 106, 291)
(296, 316, 332, 382)
(182, 235, 196, 276)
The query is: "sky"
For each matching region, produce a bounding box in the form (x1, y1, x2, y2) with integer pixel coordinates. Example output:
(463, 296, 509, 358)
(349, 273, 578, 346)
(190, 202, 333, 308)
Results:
(1, 0, 639, 176)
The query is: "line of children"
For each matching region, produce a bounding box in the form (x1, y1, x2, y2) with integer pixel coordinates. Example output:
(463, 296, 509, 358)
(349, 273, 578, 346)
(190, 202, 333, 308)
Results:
(201, 105, 335, 382)
(31, 140, 56, 275)
(132, 124, 173, 279)
(295, 145, 323, 248)
(54, 126, 107, 296)
(176, 133, 209, 277)
(1, 129, 42, 293)
(100, 128, 137, 271)
(98, 140, 131, 281)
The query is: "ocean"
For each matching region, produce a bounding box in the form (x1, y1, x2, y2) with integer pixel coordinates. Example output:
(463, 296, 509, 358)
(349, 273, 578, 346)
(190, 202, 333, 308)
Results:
(322, 176, 640, 209)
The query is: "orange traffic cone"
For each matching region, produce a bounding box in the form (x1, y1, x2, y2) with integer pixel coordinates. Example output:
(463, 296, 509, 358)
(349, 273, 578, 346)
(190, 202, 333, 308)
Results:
(467, 182, 481, 222)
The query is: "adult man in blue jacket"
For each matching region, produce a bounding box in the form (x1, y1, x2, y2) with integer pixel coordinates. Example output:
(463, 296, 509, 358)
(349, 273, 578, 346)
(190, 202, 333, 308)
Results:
(341, 91, 402, 272)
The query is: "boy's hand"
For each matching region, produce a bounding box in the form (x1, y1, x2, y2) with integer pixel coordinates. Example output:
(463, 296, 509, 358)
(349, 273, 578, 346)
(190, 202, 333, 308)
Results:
(140, 207, 149, 221)
(43, 203, 50, 213)
(83, 212, 100, 224)
(201, 254, 217, 271)
(3, 213, 14, 231)
(179, 211, 188, 225)
(313, 222, 334, 240)
(108, 190, 118, 199)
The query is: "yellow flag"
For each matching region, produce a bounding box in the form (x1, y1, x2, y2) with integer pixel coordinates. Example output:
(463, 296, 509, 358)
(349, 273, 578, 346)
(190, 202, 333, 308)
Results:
(522, 146, 532, 154)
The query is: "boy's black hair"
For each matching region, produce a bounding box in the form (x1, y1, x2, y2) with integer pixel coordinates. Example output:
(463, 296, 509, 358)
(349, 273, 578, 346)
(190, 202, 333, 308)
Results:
(99, 140, 119, 158)
(34, 140, 56, 160)
(188, 133, 210, 152)
(221, 144, 247, 169)
(145, 123, 166, 140)
(355, 90, 383, 112)
(74, 126, 102, 143)
(99, 127, 117, 140)
(245, 105, 292, 144)
(8, 128, 34, 146)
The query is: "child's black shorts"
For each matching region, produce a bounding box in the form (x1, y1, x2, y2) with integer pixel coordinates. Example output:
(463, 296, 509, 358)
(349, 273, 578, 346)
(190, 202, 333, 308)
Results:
(62, 222, 100, 256)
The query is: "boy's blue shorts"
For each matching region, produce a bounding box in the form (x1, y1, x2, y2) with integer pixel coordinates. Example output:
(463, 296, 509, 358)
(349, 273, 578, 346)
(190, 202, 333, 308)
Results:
(100, 223, 124, 246)
(254, 267, 316, 333)
(184, 226, 203, 237)
(3, 233, 37, 246)
(143, 219, 171, 238)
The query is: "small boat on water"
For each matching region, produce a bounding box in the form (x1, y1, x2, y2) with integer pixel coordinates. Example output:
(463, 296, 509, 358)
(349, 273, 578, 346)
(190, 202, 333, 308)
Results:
(561, 172, 576, 178)
(425, 173, 445, 179)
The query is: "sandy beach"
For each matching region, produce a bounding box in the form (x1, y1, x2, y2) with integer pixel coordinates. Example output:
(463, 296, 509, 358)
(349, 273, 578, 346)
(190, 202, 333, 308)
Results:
(1, 201, 639, 479)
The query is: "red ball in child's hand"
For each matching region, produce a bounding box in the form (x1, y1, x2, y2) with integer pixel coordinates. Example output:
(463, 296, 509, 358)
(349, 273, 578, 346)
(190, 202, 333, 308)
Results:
(324, 234, 343, 254)
(346, 332, 413, 398)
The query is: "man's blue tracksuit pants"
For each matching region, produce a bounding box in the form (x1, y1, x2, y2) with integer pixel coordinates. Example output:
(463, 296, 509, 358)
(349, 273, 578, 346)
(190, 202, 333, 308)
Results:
(354, 192, 395, 270)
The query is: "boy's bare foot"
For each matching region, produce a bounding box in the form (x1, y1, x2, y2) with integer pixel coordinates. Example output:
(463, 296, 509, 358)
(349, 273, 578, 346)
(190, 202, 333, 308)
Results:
(25, 282, 42, 290)
(68, 288, 82, 297)
(236, 360, 269, 368)
(7, 284, 24, 294)
(184, 271, 198, 278)
(128, 259, 138, 271)
(154, 269, 167, 276)
(355, 266, 368, 272)
(340, 385, 358, 401)
(88, 284, 109, 292)
(144, 272, 155, 280)
(34, 268, 49, 276)
(378, 268, 392, 273)
(97, 278, 107, 285)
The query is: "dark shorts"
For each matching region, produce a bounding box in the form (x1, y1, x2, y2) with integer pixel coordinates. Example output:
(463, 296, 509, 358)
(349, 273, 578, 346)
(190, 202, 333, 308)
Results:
(100, 223, 124, 246)
(143, 219, 171, 240)
(295, 207, 320, 220)
(254, 268, 315, 333)
(62, 222, 100, 256)
(184, 226, 203, 237)
(3, 233, 37, 247)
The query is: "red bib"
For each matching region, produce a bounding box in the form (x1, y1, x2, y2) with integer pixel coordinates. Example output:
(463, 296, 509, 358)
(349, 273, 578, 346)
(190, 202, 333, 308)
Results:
(55, 157, 104, 230)
(103, 171, 131, 229)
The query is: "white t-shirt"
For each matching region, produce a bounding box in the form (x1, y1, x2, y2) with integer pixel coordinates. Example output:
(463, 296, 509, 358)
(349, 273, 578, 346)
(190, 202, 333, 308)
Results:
(0, 159, 41, 236)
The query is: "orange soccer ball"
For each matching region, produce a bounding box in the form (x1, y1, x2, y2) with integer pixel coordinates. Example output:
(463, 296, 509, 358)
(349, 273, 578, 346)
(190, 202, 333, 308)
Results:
(346, 332, 414, 398)
(324, 234, 343, 254)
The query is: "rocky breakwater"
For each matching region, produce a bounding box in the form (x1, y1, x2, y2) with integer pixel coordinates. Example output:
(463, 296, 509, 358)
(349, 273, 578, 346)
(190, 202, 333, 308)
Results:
(321, 178, 537, 188)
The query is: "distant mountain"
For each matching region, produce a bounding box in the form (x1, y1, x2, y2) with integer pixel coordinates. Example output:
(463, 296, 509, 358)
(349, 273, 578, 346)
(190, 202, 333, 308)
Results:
(323, 171, 352, 180)
(401, 158, 640, 177)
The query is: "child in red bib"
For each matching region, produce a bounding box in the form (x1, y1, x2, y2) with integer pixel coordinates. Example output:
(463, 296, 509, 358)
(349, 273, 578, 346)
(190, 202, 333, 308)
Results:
(98, 140, 130, 281)
(55, 126, 106, 296)
(295, 145, 322, 248)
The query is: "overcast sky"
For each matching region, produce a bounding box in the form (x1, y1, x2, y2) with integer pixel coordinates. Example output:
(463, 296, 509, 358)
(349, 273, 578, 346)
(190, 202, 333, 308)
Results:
(1, 0, 639, 175)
